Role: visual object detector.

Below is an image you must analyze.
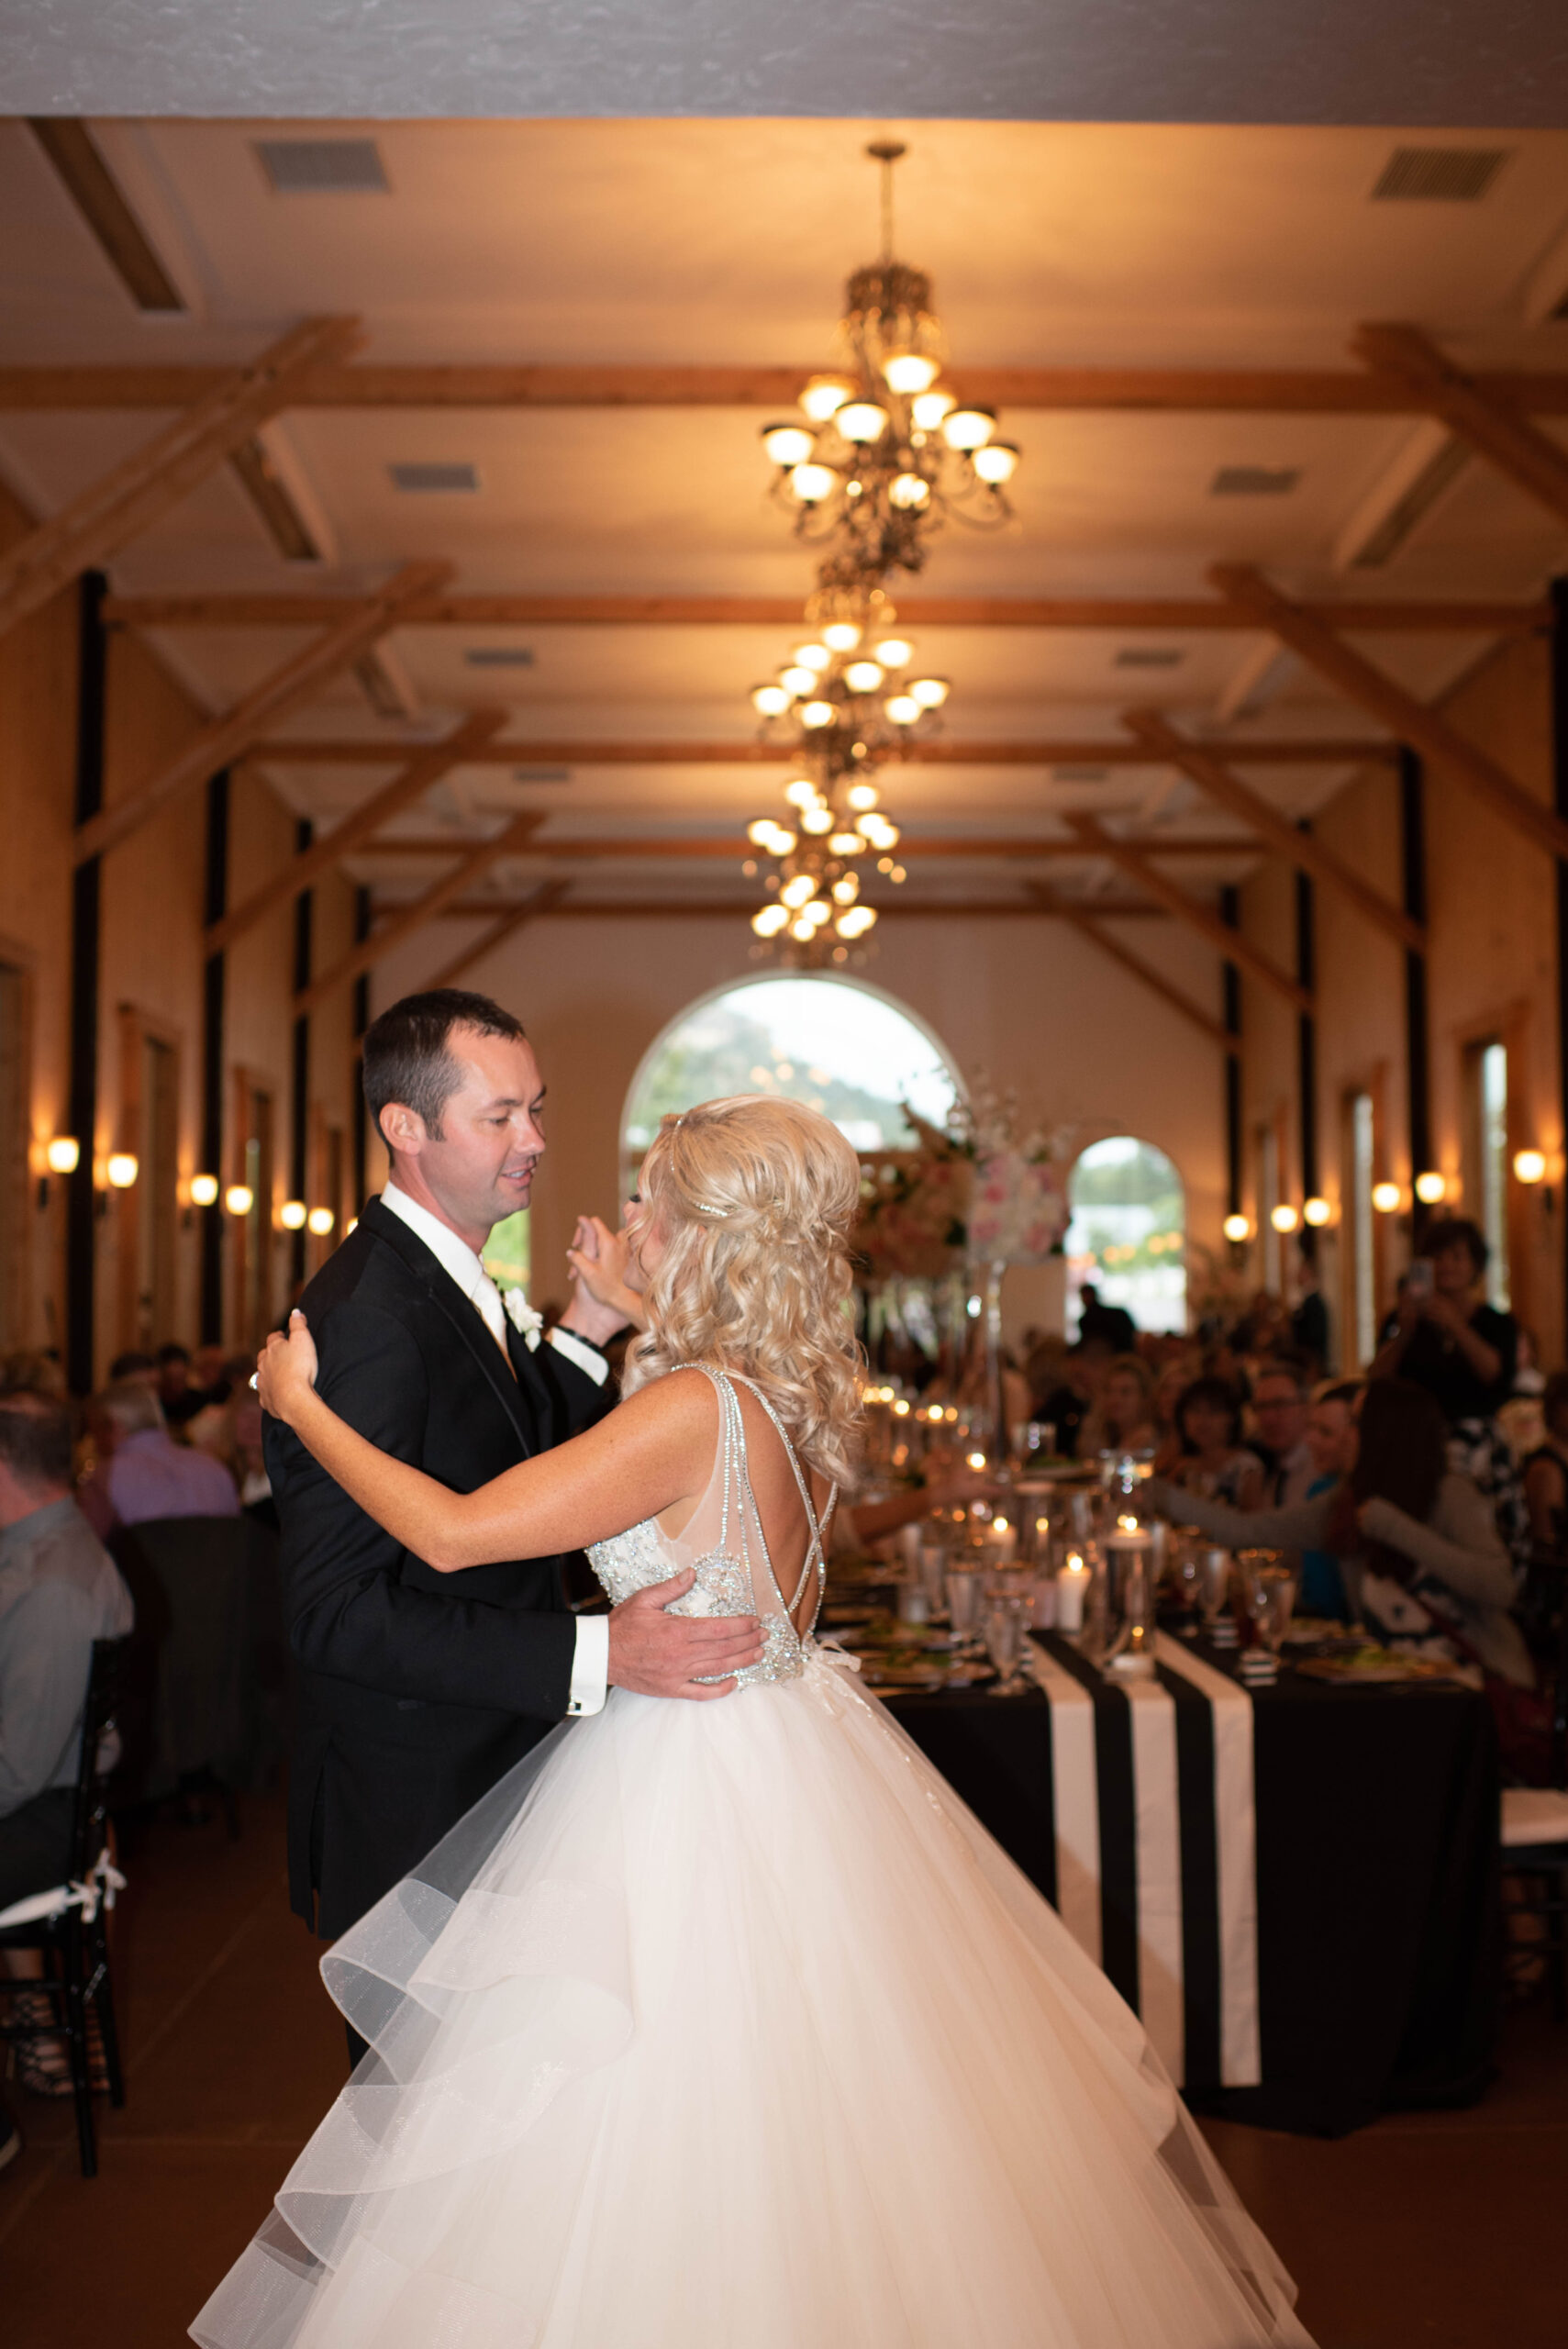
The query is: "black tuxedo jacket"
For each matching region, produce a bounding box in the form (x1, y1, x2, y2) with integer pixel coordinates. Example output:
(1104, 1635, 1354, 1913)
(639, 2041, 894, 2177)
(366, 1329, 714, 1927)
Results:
(263, 1196, 612, 1938)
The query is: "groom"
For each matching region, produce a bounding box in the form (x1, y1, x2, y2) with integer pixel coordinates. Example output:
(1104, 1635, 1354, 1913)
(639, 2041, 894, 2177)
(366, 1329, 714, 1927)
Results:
(267, 988, 762, 1953)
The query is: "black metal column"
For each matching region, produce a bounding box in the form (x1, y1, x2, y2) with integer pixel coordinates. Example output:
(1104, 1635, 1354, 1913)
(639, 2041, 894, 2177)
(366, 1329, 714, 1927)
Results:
(350, 885, 373, 1213)
(290, 818, 314, 1286)
(1400, 749, 1433, 1245)
(65, 573, 107, 1397)
(199, 772, 229, 1346)
(1220, 883, 1243, 1220)
(1296, 849, 1318, 1265)
(1551, 581, 1568, 1337)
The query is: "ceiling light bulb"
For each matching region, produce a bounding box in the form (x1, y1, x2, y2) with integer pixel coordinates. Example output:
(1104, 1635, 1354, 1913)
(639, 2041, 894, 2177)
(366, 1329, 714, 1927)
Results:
(1270, 1203, 1299, 1233)
(1371, 1181, 1402, 1214)
(789, 462, 837, 504)
(836, 400, 889, 444)
(189, 1173, 219, 1208)
(793, 642, 832, 672)
(911, 386, 956, 430)
(942, 405, 997, 451)
(769, 826, 798, 854)
(889, 864, 906, 883)
(803, 898, 832, 927)
(1514, 1149, 1547, 1185)
(779, 665, 818, 696)
(279, 1198, 308, 1230)
(799, 373, 855, 423)
(972, 440, 1019, 484)
(843, 660, 884, 693)
(106, 1152, 139, 1190)
(762, 421, 816, 468)
(1223, 1212, 1251, 1243)
(837, 906, 877, 939)
(800, 699, 836, 729)
(781, 874, 817, 909)
(784, 777, 819, 808)
(882, 350, 941, 395)
(225, 1184, 255, 1219)
(829, 829, 863, 855)
(888, 472, 931, 510)
(752, 903, 790, 938)
(748, 818, 780, 847)
(789, 917, 816, 943)
(751, 684, 792, 717)
(884, 693, 921, 726)
(45, 1135, 80, 1174)
(847, 782, 879, 812)
(1414, 1170, 1448, 1204)
(800, 806, 835, 834)
(872, 638, 913, 669)
(307, 1207, 336, 1237)
(831, 874, 860, 904)
(821, 619, 862, 651)
(1303, 1196, 1332, 1226)
(908, 675, 950, 707)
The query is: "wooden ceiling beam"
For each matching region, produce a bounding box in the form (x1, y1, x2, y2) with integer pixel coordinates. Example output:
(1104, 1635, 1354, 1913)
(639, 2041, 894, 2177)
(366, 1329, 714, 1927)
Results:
(1120, 707, 1424, 952)
(100, 588, 1545, 635)
(1027, 885, 1230, 1047)
(353, 831, 1262, 863)
(297, 809, 543, 1014)
(205, 707, 509, 953)
(424, 880, 573, 990)
(75, 561, 449, 866)
(250, 733, 1396, 770)
(8, 362, 1568, 415)
(1211, 562, 1568, 865)
(0, 317, 361, 642)
(1065, 812, 1311, 1010)
(1353, 323, 1568, 534)
(405, 893, 1165, 920)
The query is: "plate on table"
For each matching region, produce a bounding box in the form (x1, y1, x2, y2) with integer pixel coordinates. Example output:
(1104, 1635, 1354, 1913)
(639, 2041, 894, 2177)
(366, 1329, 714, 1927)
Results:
(1281, 1620, 1364, 1652)
(859, 1649, 997, 1692)
(1295, 1644, 1465, 1685)
(820, 1605, 883, 1630)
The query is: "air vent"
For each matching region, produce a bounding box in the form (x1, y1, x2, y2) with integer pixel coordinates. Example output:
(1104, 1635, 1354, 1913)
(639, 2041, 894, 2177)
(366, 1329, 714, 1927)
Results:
(1211, 465, 1301, 497)
(1052, 765, 1108, 783)
(462, 645, 534, 667)
(256, 139, 389, 194)
(1372, 147, 1508, 202)
(512, 766, 571, 784)
(389, 462, 481, 495)
(1113, 649, 1184, 670)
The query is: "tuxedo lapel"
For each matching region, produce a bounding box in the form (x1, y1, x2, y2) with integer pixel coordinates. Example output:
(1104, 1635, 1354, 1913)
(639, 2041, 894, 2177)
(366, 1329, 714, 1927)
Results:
(361, 1197, 537, 1455)
(507, 1319, 567, 1447)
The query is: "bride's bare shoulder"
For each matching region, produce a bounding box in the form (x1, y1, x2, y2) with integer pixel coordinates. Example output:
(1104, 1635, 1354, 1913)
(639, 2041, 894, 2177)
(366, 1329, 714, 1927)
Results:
(606, 1364, 719, 1441)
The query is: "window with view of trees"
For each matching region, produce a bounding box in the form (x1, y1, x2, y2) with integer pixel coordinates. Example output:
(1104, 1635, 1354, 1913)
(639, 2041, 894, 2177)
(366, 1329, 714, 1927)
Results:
(1066, 1137, 1186, 1334)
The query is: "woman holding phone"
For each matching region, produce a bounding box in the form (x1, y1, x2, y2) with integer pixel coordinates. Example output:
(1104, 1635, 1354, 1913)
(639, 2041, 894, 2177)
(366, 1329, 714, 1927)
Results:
(1370, 1217, 1517, 1425)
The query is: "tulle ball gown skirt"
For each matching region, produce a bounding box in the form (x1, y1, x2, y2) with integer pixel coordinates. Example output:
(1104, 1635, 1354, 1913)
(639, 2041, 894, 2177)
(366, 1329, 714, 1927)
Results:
(193, 1652, 1312, 2348)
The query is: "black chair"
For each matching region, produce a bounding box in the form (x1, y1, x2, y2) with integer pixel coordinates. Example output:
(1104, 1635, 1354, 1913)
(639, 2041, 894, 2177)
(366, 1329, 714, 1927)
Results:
(0, 1636, 130, 2176)
(1501, 1566, 1568, 2018)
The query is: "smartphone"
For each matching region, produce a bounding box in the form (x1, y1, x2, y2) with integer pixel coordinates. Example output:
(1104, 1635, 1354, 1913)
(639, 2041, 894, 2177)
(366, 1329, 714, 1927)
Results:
(1406, 1257, 1434, 1301)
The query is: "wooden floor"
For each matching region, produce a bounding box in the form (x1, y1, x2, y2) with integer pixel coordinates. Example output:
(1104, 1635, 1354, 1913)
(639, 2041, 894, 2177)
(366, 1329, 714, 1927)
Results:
(3, 1792, 1562, 2347)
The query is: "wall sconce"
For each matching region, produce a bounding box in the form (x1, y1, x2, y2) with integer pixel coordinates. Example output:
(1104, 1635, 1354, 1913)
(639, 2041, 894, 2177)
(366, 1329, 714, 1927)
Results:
(224, 1183, 255, 1218)
(1371, 1181, 1402, 1214)
(190, 1173, 219, 1208)
(47, 1136, 80, 1175)
(106, 1152, 139, 1190)
(1414, 1170, 1447, 1205)
(1270, 1203, 1299, 1234)
(1223, 1212, 1251, 1244)
(1302, 1196, 1332, 1227)
(279, 1198, 308, 1231)
(307, 1206, 336, 1237)
(1513, 1149, 1547, 1186)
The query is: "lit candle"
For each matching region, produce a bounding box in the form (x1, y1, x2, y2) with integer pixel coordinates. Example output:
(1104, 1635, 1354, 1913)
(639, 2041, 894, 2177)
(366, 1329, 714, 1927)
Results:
(1056, 1551, 1090, 1634)
(985, 1513, 1018, 1564)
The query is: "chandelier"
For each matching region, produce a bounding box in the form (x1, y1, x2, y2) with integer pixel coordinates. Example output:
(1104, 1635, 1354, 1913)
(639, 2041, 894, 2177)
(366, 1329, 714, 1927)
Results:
(757, 142, 1022, 580)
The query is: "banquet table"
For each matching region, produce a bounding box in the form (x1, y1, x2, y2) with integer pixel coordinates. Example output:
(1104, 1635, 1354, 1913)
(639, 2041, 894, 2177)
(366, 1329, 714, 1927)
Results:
(884, 1629, 1501, 2136)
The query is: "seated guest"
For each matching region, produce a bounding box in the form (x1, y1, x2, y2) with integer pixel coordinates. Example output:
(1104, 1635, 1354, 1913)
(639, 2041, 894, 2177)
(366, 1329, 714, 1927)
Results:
(1522, 1371, 1568, 1558)
(0, 1388, 134, 2096)
(1162, 1375, 1266, 1509)
(1149, 1378, 1531, 1685)
(1295, 1381, 1363, 1620)
(106, 1350, 159, 1390)
(156, 1341, 204, 1429)
(1029, 1337, 1110, 1461)
(1370, 1217, 1517, 1426)
(1251, 1360, 1317, 1507)
(1080, 1353, 1159, 1461)
(79, 1380, 239, 1536)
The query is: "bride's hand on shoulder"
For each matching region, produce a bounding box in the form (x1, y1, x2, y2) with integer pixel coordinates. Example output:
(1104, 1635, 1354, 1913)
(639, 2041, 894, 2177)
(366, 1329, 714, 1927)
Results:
(256, 1309, 320, 1427)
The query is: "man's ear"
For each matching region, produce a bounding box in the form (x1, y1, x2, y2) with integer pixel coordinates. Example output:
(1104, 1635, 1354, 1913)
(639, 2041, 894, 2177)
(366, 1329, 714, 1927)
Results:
(380, 1101, 428, 1157)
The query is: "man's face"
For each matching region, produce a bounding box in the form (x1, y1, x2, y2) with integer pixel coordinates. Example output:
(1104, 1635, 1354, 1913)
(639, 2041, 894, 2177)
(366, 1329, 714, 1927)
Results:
(1432, 1239, 1478, 1297)
(1307, 1399, 1357, 1478)
(388, 1028, 548, 1245)
(1252, 1376, 1308, 1455)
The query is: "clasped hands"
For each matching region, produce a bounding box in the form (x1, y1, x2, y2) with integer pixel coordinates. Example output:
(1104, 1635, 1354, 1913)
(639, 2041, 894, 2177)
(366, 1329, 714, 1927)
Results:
(559, 1212, 648, 1348)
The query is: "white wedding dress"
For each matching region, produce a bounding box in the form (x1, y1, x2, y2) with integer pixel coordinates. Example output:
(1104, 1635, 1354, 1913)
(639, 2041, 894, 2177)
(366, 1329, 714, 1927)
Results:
(193, 1367, 1312, 2349)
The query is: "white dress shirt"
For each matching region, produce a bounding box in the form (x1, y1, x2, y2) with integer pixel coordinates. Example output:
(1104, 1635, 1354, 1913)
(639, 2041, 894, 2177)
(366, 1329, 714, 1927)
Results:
(381, 1184, 608, 1716)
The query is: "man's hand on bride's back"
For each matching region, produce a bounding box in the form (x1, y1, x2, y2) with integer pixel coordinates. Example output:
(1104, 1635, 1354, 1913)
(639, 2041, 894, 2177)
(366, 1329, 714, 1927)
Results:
(256, 1308, 320, 1428)
(606, 1568, 762, 1700)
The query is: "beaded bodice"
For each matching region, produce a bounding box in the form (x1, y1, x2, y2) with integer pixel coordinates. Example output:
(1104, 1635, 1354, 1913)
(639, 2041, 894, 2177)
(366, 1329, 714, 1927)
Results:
(587, 1367, 831, 1688)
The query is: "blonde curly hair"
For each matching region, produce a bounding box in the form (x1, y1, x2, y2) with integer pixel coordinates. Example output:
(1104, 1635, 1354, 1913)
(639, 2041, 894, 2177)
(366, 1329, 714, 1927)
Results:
(621, 1094, 864, 1487)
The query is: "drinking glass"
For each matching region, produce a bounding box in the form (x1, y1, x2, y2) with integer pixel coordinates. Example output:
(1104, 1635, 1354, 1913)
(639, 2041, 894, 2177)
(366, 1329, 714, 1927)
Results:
(945, 1567, 983, 1639)
(1240, 1552, 1296, 1654)
(983, 1598, 1030, 1695)
(1197, 1547, 1231, 1631)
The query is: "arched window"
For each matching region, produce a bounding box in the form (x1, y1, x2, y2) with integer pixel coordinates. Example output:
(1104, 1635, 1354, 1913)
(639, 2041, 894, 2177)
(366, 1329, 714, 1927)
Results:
(1066, 1138, 1186, 1336)
(621, 974, 962, 1184)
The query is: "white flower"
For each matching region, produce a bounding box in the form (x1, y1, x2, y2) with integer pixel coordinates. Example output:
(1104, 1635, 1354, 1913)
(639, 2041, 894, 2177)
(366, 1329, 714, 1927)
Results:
(502, 1289, 544, 1349)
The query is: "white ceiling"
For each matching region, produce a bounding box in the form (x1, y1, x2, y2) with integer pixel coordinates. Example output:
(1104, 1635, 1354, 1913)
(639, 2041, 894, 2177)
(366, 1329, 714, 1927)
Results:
(3, 114, 1568, 916)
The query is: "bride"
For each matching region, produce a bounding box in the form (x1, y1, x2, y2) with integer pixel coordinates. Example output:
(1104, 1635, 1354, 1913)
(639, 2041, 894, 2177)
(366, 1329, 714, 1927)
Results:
(194, 1094, 1312, 2349)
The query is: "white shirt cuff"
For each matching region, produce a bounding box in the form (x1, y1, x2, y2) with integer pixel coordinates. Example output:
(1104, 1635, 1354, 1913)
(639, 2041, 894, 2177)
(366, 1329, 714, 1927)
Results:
(568, 1612, 609, 1716)
(547, 1326, 610, 1388)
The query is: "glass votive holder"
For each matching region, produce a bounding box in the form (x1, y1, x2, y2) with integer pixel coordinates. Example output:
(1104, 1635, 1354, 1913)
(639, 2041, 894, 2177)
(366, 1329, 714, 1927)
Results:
(945, 1566, 983, 1636)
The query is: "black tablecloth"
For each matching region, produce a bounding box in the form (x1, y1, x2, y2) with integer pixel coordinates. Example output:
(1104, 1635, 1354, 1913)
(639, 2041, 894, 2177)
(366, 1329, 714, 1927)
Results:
(887, 1631, 1500, 2135)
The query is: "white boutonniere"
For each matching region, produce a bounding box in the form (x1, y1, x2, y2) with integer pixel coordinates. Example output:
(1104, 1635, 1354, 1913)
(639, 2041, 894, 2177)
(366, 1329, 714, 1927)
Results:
(503, 1289, 544, 1350)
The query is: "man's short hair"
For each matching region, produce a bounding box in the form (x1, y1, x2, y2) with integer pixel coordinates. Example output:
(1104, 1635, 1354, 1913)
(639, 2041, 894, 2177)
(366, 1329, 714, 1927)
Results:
(0, 1387, 73, 1488)
(361, 990, 526, 1149)
(1254, 1358, 1311, 1398)
(95, 1381, 164, 1438)
(156, 1342, 190, 1368)
(108, 1350, 156, 1380)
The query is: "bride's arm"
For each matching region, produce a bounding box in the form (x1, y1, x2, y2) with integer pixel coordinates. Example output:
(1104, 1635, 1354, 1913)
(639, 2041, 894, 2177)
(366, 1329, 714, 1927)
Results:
(258, 1311, 712, 1572)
